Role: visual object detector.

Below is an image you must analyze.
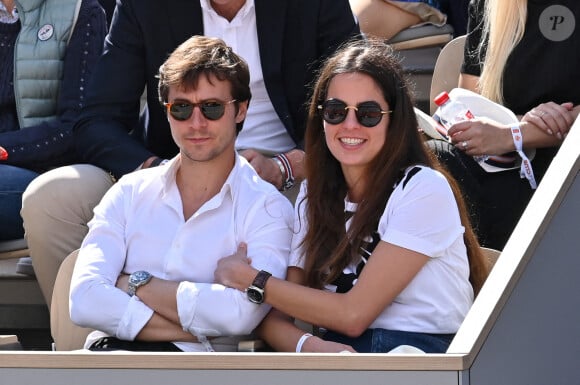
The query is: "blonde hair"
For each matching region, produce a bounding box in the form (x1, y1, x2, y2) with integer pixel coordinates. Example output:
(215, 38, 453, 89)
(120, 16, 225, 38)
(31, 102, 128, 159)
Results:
(478, 0, 527, 104)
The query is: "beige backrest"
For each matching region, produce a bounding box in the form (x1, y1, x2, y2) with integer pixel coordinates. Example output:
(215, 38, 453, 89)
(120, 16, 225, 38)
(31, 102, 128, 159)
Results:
(429, 35, 467, 115)
(480, 247, 501, 271)
(50, 249, 93, 351)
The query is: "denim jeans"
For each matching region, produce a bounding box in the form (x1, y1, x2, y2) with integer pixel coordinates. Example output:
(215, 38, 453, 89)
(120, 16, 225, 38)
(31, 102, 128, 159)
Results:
(323, 328, 455, 353)
(0, 164, 39, 240)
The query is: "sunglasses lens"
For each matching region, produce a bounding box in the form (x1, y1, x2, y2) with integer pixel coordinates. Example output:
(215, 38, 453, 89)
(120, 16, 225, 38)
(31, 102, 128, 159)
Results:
(357, 102, 383, 127)
(169, 103, 194, 121)
(168, 101, 229, 121)
(320, 100, 386, 127)
(200, 102, 226, 120)
(322, 101, 347, 124)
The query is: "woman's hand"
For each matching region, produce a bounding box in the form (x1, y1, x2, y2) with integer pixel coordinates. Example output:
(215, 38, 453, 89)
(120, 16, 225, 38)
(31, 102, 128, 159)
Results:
(301, 335, 357, 353)
(214, 243, 256, 291)
(521, 102, 575, 139)
(447, 118, 514, 156)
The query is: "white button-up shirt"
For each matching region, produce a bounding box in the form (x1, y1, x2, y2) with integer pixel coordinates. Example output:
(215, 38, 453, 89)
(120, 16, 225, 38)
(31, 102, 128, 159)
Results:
(200, 0, 296, 153)
(70, 154, 293, 351)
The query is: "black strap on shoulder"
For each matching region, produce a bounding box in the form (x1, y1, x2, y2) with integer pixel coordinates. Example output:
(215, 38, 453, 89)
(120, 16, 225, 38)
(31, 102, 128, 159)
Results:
(330, 166, 422, 293)
(402, 166, 421, 189)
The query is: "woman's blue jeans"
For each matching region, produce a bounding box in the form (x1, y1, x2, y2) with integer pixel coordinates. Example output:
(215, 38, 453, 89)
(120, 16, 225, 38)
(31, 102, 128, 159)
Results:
(0, 164, 39, 240)
(323, 328, 455, 353)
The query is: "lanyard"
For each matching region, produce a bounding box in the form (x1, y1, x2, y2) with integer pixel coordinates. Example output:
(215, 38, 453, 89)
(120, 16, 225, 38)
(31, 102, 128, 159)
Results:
(510, 124, 537, 189)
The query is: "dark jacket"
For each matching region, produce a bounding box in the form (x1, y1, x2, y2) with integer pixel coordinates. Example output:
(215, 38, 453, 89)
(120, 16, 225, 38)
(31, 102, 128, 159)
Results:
(73, 0, 360, 179)
(0, 0, 107, 171)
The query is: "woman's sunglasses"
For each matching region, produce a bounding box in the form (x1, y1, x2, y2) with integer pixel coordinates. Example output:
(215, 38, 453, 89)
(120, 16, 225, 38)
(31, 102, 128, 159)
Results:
(317, 99, 391, 127)
(164, 99, 236, 121)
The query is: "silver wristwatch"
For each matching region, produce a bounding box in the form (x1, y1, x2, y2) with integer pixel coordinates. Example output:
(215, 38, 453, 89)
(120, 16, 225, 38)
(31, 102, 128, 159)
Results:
(127, 271, 152, 297)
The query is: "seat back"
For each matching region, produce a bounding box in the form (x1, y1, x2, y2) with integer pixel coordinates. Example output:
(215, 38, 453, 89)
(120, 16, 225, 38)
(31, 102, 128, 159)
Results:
(51, 250, 93, 350)
(388, 24, 455, 113)
(480, 247, 501, 271)
(429, 35, 467, 114)
(388, 23, 454, 51)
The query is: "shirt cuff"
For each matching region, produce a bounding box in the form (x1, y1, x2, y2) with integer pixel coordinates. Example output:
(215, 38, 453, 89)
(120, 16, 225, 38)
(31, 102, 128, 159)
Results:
(116, 295, 155, 341)
(176, 281, 202, 333)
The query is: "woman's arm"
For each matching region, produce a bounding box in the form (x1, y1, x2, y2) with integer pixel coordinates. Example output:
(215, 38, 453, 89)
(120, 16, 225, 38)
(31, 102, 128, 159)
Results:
(452, 76, 574, 156)
(216, 241, 428, 337)
(521, 102, 578, 140)
(256, 267, 355, 352)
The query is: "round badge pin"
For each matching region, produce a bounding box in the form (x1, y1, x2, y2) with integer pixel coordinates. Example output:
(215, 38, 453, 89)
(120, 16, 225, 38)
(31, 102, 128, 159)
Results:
(38, 24, 54, 41)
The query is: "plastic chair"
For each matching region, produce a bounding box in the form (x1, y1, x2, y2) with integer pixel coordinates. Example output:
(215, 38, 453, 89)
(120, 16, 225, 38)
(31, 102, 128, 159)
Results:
(388, 24, 455, 113)
(429, 34, 467, 115)
(480, 246, 501, 271)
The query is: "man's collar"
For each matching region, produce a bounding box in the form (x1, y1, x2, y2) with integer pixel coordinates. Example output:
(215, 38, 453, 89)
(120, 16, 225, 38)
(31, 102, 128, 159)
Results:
(199, 0, 254, 19)
(160, 152, 241, 200)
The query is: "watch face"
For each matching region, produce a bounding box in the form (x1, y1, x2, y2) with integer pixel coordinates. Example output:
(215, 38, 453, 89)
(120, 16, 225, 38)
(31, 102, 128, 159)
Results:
(130, 271, 151, 285)
(128, 271, 152, 297)
(247, 287, 265, 304)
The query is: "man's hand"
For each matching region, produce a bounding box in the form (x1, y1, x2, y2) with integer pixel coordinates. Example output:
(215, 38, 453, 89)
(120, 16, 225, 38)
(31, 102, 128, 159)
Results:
(240, 148, 305, 190)
(240, 149, 284, 188)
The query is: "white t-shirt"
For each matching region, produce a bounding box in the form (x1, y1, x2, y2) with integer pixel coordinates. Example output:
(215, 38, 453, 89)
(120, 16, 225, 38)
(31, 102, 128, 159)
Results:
(290, 166, 474, 334)
(70, 154, 294, 351)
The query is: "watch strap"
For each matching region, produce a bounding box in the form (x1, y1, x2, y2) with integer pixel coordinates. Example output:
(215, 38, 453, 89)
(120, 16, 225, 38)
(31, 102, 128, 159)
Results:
(251, 270, 272, 290)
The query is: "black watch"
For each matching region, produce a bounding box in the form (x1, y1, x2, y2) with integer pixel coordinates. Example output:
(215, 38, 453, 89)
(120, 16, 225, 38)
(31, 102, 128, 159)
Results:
(246, 270, 272, 304)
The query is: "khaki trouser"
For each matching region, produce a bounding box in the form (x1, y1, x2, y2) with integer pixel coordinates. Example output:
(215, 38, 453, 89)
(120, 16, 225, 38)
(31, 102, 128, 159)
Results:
(21, 164, 114, 307)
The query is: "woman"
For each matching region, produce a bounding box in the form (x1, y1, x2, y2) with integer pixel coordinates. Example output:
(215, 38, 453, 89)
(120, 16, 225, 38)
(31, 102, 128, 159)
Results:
(215, 39, 488, 353)
(0, 0, 107, 241)
(431, 0, 579, 250)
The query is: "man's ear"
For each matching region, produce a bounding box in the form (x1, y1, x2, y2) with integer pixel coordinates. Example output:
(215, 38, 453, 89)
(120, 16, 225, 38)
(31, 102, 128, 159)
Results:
(235, 100, 249, 123)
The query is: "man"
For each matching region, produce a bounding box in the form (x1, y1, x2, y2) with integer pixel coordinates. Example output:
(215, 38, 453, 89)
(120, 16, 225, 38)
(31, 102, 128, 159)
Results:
(22, 0, 359, 306)
(0, 0, 106, 243)
(69, 36, 293, 351)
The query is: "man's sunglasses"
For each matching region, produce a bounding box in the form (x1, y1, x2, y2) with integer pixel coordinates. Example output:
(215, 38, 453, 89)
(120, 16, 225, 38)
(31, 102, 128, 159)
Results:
(317, 99, 391, 127)
(164, 99, 236, 121)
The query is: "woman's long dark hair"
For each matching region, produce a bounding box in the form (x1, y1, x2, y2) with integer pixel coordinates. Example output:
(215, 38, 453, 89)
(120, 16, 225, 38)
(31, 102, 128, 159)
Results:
(301, 39, 488, 296)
